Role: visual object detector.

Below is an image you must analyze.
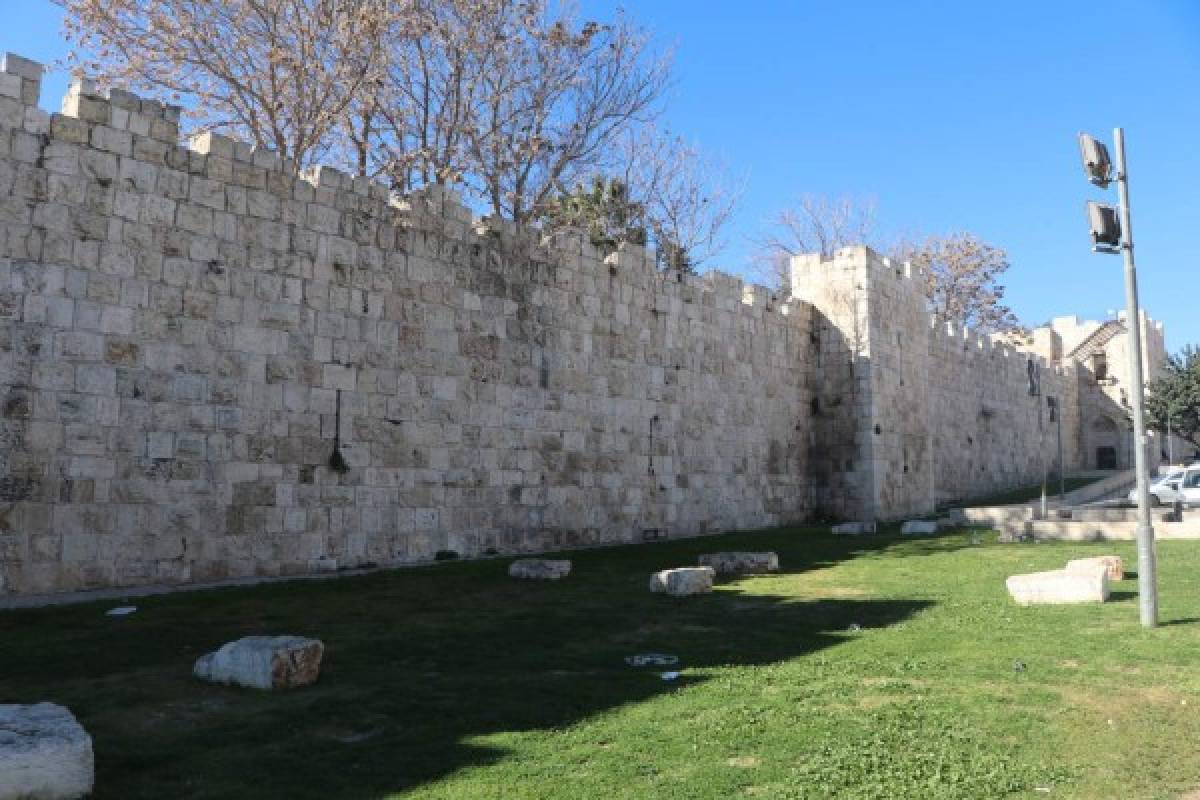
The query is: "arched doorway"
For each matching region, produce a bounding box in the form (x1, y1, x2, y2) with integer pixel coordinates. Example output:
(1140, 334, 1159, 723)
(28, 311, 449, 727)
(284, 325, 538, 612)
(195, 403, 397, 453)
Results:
(1091, 416, 1120, 470)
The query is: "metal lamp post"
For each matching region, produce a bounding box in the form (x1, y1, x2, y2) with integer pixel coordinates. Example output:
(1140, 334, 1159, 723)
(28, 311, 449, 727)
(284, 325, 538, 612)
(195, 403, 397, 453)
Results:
(1079, 128, 1158, 628)
(1167, 402, 1175, 466)
(1049, 396, 1065, 501)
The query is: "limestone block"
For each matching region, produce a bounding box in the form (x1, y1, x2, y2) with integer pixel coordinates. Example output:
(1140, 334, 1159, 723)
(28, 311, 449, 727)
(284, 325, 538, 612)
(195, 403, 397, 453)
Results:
(193, 635, 324, 690)
(2, 53, 44, 82)
(1065, 555, 1124, 582)
(831, 522, 876, 535)
(649, 567, 715, 596)
(901, 520, 938, 535)
(1006, 569, 1109, 606)
(0, 703, 94, 800)
(697, 551, 779, 575)
(508, 558, 572, 580)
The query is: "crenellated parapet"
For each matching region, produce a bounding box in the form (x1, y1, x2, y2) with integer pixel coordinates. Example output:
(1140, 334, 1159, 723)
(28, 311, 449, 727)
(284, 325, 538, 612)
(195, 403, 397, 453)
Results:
(3, 54, 793, 329)
(0, 52, 815, 597)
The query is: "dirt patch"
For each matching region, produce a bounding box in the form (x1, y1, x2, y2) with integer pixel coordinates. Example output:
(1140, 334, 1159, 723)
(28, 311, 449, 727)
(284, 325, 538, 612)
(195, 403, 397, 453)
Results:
(1058, 684, 1181, 715)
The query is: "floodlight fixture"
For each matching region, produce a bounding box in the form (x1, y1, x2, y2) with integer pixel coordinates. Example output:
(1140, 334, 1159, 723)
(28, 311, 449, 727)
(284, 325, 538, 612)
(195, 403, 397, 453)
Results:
(1086, 201, 1121, 251)
(1074, 126, 1158, 627)
(1079, 133, 1113, 188)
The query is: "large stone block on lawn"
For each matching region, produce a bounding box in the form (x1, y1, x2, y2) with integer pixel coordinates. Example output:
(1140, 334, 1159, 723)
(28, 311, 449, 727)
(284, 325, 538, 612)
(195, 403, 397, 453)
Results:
(649, 567, 715, 596)
(0, 703, 94, 800)
(508, 558, 571, 580)
(697, 551, 779, 575)
(901, 520, 938, 535)
(1065, 555, 1124, 582)
(194, 635, 324, 690)
(1006, 569, 1109, 606)
(831, 521, 876, 535)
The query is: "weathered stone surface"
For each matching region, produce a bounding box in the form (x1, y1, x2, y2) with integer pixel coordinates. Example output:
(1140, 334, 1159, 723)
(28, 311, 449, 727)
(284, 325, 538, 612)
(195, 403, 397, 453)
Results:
(0, 703, 94, 800)
(193, 635, 324, 690)
(649, 567, 715, 597)
(901, 520, 938, 535)
(697, 551, 779, 575)
(1065, 555, 1124, 582)
(508, 558, 571, 580)
(0, 47, 1169, 600)
(831, 522, 876, 535)
(1006, 569, 1109, 606)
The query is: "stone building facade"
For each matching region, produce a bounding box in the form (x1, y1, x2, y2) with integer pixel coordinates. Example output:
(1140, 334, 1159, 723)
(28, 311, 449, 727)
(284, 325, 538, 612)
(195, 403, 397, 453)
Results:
(0, 54, 1171, 596)
(1026, 313, 1174, 471)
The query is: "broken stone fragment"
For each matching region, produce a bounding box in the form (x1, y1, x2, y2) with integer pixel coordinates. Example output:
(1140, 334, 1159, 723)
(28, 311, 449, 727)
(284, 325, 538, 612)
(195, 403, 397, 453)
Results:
(0, 703, 94, 800)
(1065, 555, 1124, 582)
(193, 635, 324, 690)
(831, 521, 876, 535)
(508, 558, 572, 580)
(900, 520, 938, 535)
(1006, 569, 1109, 605)
(649, 567, 715, 596)
(697, 551, 779, 575)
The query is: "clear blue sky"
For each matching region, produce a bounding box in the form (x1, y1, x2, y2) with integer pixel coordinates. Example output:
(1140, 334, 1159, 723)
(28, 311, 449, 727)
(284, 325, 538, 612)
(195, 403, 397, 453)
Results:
(12, 1, 1200, 348)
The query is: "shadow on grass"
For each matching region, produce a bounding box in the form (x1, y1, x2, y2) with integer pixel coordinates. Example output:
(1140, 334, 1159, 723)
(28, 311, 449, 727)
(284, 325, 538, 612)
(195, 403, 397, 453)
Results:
(0, 527, 934, 800)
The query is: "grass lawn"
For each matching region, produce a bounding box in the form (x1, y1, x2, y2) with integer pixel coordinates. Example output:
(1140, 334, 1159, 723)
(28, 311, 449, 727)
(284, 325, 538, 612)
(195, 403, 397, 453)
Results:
(954, 475, 1107, 508)
(4, 527, 1200, 799)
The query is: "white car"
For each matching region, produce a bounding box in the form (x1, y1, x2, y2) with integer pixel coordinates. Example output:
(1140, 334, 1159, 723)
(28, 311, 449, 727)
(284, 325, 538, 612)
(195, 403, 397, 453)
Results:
(1128, 468, 1187, 506)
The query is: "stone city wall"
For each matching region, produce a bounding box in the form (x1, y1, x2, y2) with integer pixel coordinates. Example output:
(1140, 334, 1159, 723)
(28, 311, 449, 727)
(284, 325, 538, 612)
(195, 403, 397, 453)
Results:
(0, 55, 814, 595)
(793, 249, 1083, 519)
(0, 50, 1115, 597)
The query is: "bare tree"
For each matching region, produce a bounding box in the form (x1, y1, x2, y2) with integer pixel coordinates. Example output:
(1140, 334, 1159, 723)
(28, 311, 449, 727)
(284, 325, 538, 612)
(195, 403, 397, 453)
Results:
(62, 0, 674, 232)
(621, 128, 741, 272)
(60, 0, 393, 169)
(463, 3, 670, 228)
(897, 232, 1022, 334)
(339, 0, 506, 185)
(755, 194, 878, 290)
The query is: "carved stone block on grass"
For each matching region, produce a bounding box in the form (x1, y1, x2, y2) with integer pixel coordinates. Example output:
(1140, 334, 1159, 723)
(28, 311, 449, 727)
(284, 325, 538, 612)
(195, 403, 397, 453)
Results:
(1065, 555, 1124, 582)
(194, 635, 324, 690)
(831, 522, 876, 535)
(901, 520, 938, 535)
(698, 552, 779, 575)
(508, 559, 572, 580)
(1006, 569, 1109, 606)
(649, 567, 715, 596)
(0, 703, 94, 800)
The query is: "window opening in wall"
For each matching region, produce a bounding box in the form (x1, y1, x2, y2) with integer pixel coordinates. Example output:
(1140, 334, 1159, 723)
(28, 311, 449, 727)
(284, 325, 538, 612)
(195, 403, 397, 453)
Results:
(1093, 352, 1108, 382)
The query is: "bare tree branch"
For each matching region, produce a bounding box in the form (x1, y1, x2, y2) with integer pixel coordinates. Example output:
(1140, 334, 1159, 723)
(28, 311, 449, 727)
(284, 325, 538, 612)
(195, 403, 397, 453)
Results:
(896, 232, 1023, 334)
(621, 127, 742, 272)
(59, 0, 393, 169)
(753, 194, 878, 290)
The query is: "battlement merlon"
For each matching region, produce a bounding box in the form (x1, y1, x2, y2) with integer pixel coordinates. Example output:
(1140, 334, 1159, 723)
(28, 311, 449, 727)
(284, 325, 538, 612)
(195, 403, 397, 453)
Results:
(1, 52, 43, 104)
(0, 50, 804, 320)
